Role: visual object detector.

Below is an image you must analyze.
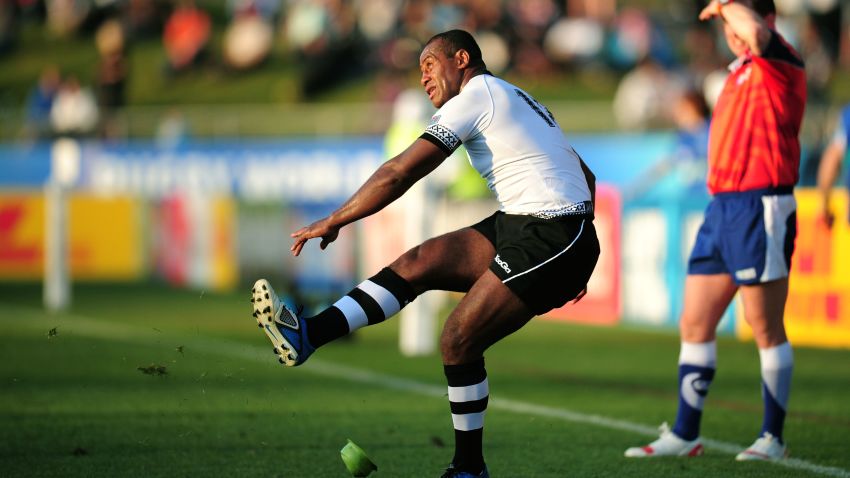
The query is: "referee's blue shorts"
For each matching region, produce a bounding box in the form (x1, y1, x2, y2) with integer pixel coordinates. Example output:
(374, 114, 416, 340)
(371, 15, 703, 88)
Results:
(688, 187, 797, 285)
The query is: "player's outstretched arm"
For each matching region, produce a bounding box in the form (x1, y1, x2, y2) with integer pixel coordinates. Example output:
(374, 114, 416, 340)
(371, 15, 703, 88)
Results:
(290, 138, 448, 256)
(699, 0, 772, 56)
(816, 139, 846, 229)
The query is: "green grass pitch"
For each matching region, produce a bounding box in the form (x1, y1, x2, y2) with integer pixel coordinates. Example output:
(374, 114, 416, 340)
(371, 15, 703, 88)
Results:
(1, 283, 848, 477)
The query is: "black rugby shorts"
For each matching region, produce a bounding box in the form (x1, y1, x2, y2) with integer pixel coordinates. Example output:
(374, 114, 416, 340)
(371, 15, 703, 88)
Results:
(471, 211, 600, 315)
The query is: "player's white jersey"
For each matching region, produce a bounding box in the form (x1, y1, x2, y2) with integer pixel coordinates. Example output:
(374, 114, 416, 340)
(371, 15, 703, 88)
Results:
(421, 74, 592, 218)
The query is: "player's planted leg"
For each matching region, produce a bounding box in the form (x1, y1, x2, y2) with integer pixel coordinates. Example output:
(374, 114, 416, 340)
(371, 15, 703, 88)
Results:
(444, 359, 489, 477)
(438, 270, 534, 477)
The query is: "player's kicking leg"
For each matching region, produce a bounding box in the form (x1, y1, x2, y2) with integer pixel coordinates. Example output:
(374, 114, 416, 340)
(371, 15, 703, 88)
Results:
(251, 279, 314, 366)
(250, 227, 489, 367)
(625, 273, 736, 457)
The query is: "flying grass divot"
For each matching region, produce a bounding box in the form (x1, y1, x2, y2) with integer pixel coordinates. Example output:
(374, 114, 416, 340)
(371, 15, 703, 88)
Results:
(340, 439, 377, 477)
(137, 364, 168, 376)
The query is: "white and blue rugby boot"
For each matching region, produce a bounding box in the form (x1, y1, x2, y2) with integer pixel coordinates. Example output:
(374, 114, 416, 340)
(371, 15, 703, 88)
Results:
(251, 279, 314, 367)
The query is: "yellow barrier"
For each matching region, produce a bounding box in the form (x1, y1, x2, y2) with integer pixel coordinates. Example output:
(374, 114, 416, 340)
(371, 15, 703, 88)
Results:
(737, 189, 850, 348)
(0, 191, 143, 280)
(210, 196, 238, 291)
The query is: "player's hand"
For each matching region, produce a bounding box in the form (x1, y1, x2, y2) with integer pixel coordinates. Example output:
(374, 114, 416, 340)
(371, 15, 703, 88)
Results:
(290, 218, 340, 256)
(570, 287, 588, 304)
(699, 1, 722, 21)
(818, 205, 835, 230)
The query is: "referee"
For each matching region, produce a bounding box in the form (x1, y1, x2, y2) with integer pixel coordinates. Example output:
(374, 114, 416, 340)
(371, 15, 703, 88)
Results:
(625, 0, 806, 462)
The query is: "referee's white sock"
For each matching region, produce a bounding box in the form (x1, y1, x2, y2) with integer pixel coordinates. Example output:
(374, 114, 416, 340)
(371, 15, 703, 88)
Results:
(759, 341, 793, 442)
(672, 341, 716, 441)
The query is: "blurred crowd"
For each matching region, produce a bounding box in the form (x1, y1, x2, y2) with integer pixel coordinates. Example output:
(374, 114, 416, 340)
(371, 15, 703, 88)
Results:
(1, 0, 847, 140)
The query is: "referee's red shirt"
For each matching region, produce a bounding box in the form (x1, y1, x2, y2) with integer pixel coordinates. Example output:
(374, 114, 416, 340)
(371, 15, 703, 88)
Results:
(707, 31, 806, 194)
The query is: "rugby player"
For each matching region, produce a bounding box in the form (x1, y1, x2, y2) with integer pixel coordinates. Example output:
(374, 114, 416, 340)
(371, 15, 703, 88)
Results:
(250, 29, 599, 477)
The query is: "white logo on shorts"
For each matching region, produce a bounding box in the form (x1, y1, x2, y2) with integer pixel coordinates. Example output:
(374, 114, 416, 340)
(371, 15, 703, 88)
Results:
(735, 267, 757, 281)
(495, 255, 512, 274)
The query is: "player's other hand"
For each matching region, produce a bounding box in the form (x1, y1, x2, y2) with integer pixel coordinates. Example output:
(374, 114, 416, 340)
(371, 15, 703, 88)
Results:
(818, 205, 835, 230)
(698, 1, 722, 21)
(570, 287, 588, 304)
(290, 218, 340, 256)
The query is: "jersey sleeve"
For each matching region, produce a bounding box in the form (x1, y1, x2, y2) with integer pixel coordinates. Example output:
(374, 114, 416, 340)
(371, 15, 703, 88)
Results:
(419, 88, 490, 155)
(753, 30, 804, 80)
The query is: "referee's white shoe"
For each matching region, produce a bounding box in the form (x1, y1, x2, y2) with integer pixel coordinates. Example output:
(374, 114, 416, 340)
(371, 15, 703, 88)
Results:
(735, 432, 787, 461)
(624, 423, 704, 457)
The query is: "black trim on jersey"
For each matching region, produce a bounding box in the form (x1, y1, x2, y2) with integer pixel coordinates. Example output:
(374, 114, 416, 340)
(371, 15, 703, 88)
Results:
(761, 30, 804, 68)
(420, 129, 461, 156)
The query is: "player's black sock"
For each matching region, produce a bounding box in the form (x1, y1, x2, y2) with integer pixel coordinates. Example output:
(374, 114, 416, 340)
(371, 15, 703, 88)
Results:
(445, 359, 488, 475)
(306, 267, 416, 347)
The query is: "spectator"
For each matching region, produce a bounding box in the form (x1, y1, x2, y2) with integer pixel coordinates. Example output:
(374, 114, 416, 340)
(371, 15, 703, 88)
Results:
(623, 89, 711, 201)
(671, 91, 711, 161)
(817, 103, 850, 228)
(681, 25, 726, 88)
(506, 0, 560, 75)
(612, 57, 683, 130)
(163, 0, 211, 74)
(24, 66, 61, 140)
(285, 0, 368, 99)
(156, 108, 190, 149)
(607, 8, 670, 70)
(0, 0, 17, 55)
(95, 19, 128, 139)
(50, 76, 99, 137)
(124, 0, 167, 41)
(228, 0, 279, 21)
(223, 8, 274, 71)
(45, 0, 90, 37)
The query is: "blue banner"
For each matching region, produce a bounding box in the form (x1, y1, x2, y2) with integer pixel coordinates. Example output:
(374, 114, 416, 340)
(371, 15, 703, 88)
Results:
(0, 133, 673, 194)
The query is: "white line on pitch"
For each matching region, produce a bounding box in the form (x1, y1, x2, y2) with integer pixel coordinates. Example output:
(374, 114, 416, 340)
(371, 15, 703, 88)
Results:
(4, 307, 849, 478)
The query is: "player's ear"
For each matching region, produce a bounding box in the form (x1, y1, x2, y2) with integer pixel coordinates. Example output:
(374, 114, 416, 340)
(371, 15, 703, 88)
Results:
(455, 49, 471, 69)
